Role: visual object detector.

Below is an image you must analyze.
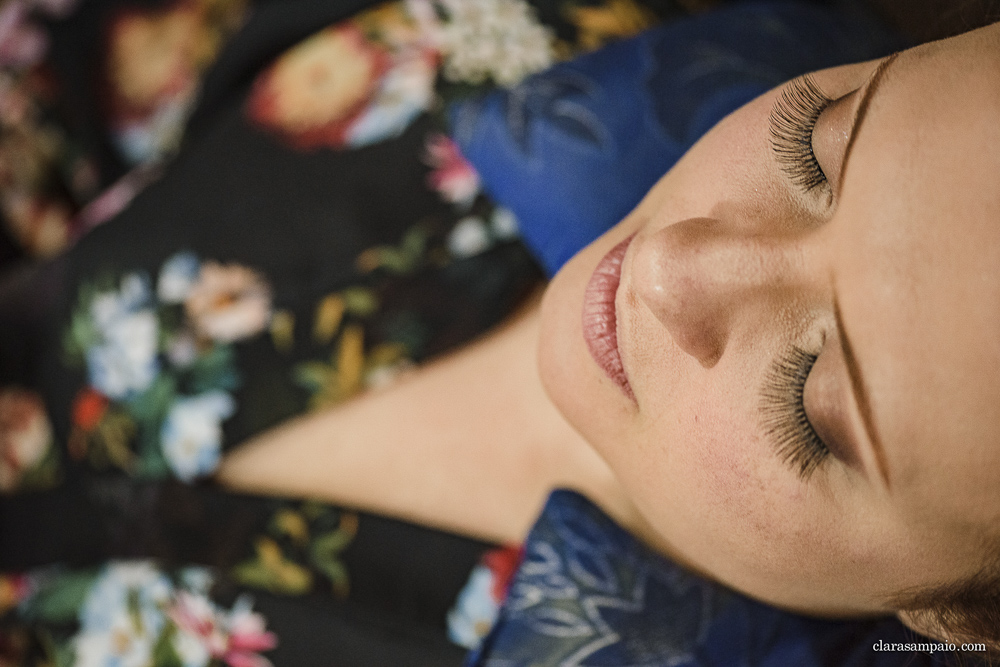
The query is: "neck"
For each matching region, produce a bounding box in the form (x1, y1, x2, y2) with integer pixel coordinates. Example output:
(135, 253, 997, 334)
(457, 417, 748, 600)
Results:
(218, 291, 642, 544)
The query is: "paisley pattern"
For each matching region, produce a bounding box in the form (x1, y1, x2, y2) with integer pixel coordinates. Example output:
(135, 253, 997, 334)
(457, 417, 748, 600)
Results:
(469, 491, 942, 667)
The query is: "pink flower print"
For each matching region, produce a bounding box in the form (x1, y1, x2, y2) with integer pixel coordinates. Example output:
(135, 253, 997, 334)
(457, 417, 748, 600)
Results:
(424, 133, 480, 208)
(184, 261, 272, 343)
(170, 592, 277, 667)
(170, 590, 222, 650)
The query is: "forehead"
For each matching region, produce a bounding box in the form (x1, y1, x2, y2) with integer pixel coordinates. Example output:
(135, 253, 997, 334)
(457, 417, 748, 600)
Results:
(833, 25, 1000, 528)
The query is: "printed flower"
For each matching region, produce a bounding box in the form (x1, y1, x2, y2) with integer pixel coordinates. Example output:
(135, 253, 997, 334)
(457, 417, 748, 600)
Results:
(179, 567, 214, 595)
(447, 216, 490, 257)
(447, 566, 499, 648)
(170, 592, 277, 667)
(79, 562, 172, 633)
(73, 627, 154, 667)
(224, 597, 278, 666)
(104, 0, 246, 163)
(86, 274, 160, 400)
(166, 330, 198, 368)
(246, 24, 390, 148)
(447, 545, 522, 649)
(430, 0, 555, 86)
(71, 387, 109, 432)
(160, 391, 235, 482)
(343, 47, 438, 148)
(0, 0, 75, 69)
(157, 251, 200, 303)
(0, 387, 53, 492)
(106, 3, 202, 114)
(69, 562, 274, 667)
(2, 194, 73, 257)
(423, 133, 480, 207)
(104, 3, 201, 160)
(75, 562, 173, 667)
(111, 97, 189, 165)
(185, 262, 272, 343)
(490, 206, 519, 239)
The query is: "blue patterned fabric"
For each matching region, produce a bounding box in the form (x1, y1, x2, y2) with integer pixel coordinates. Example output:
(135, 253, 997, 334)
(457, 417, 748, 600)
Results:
(467, 490, 945, 666)
(449, 2, 903, 275)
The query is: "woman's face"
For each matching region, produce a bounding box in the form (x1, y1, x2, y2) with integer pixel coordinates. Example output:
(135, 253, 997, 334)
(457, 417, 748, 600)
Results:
(539, 23, 1000, 616)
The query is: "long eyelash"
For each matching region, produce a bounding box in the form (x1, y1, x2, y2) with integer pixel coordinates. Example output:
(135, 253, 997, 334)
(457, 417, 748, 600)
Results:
(760, 346, 830, 480)
(769, 75, 832, 193)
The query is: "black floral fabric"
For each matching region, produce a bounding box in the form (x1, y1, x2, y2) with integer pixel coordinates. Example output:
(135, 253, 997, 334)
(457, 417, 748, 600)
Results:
(0, 0, 713, 664)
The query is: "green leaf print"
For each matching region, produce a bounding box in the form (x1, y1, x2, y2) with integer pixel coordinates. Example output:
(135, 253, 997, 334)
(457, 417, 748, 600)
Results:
(21, 570, 98, 624)
(128, 374, 177, 425)
(188, 344, 241, 393)
(152, 622, 184, 667)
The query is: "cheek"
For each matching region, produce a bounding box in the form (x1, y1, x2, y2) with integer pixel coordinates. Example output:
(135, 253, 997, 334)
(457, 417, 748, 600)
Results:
(619, 393, 817, 575)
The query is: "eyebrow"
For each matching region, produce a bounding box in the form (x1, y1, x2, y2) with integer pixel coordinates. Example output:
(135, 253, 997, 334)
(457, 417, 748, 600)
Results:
(833, 297, 891, 487)
(836, 52, 902, 199)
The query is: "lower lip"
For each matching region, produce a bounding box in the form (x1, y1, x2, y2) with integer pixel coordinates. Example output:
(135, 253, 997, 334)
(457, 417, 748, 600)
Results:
(582, 235, 635, 401)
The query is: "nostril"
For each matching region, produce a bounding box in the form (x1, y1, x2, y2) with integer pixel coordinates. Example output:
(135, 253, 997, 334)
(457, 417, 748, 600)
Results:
(674, 315, 726, 368)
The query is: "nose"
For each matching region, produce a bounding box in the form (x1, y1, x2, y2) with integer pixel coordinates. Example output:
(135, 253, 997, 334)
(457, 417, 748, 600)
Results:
(630, 217, 811, 367)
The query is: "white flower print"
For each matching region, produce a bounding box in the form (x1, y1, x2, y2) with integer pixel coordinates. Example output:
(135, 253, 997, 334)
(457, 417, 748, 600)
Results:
(345, 48, 438, 147)
(431, 0, 555, 86)
(75, 561, 173, 667)
(447, 566, 501, 649)
(490, 206, 519, 239)
(448, 216, 491, 257)
(160, 391, 236, 481)
(85, 274, 159, 400)
(70, 562, 276, 667)
(423, 133, 481, 208)
(157, 251, 201, 304)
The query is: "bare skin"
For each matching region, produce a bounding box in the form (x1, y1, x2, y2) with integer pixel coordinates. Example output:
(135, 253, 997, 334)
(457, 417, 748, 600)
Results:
(217, 291, 648, 546)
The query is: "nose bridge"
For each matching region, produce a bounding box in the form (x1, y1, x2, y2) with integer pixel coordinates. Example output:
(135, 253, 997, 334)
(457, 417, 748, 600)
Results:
(631, 217, 808, 367)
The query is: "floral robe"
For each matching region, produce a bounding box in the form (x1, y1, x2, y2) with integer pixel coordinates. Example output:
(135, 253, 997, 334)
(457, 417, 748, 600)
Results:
(0, 0, 701, 664)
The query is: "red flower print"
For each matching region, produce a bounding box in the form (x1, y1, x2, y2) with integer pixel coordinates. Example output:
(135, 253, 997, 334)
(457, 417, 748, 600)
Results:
(246, 23, 390, 150)
(482, 544, 523, 603)
(423, 133, 481, 207)
(72, 388, 109, 432)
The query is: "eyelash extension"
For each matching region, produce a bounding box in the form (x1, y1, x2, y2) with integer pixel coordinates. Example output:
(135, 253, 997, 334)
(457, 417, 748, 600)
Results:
(760, 346, 830, 480)
(769, 75, 832, 194)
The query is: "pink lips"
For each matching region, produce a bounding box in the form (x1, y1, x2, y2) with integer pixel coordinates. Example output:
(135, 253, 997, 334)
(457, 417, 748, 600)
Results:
(582, 234, 635, 401)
